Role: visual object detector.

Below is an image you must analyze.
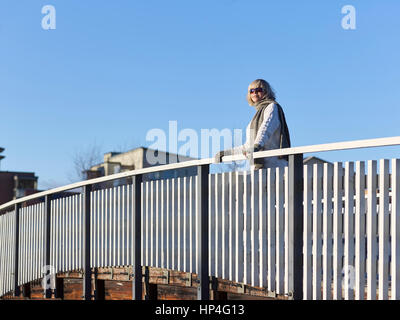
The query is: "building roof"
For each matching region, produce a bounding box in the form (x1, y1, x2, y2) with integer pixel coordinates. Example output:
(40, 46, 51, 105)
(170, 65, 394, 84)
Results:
(303, 156, 332, 164)
(91, 146, 198, 168)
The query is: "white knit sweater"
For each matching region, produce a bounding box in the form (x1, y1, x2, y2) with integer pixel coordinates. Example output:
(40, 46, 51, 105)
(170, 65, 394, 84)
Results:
(224, 103, 288, 169)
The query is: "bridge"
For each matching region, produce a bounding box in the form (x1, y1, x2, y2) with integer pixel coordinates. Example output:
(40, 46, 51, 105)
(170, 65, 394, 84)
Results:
(1, 136, 400, 300)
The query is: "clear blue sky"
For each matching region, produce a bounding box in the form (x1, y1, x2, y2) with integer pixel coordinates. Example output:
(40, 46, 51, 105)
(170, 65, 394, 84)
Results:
(1, 0, 400, 189)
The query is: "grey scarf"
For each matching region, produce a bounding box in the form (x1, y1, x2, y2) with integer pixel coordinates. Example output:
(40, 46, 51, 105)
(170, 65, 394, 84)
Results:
(249, 98, 291, 166)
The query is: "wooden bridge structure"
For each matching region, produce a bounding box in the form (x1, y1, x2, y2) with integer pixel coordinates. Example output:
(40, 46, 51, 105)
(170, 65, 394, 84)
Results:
(1, 136, 400, 300)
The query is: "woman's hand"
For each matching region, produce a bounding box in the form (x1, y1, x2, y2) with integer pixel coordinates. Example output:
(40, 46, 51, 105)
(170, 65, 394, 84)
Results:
(243, 144, 261, 159)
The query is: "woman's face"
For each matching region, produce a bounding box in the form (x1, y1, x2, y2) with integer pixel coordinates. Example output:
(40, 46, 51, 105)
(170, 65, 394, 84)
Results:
(249, 86, 266, 103)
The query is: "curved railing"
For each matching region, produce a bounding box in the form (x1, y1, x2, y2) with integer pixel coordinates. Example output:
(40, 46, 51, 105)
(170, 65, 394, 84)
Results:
(1, 136, 400, 300)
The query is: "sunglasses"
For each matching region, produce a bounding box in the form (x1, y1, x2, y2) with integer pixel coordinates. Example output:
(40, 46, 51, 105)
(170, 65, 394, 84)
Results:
(249, 87, 263, 94)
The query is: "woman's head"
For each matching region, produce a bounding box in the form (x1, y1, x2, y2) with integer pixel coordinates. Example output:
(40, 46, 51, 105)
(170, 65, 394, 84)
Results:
(247, 79, 276, 106)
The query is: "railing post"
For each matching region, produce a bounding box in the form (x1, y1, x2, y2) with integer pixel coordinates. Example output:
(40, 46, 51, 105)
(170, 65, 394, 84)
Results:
(83, 184, 93, 300)
(94, 268, 105, 300)
(13, 203, 21, 297)
(22, 283, 31, 298)
(197, 164, 210, 300)
(55, 277, 64, 299)
(132, 174, 143, 300)
(288, 154, 304, 300)
(44, 195, 52, 298)
(144, 266, 157, 300)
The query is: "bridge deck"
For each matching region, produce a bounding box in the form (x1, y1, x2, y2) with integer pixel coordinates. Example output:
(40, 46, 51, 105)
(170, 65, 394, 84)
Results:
(0, 266, 285, 300)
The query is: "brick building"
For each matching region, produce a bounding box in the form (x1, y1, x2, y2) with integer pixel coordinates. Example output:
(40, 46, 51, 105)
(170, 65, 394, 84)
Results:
(0, 147, 39, 206)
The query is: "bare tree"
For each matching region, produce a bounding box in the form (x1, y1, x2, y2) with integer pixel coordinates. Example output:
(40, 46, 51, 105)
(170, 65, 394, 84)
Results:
(67, 139, 142, 183)
(68, 142, 104, 182)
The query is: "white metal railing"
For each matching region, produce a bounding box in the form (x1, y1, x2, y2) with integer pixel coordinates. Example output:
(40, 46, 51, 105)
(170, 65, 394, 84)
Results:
(303, 159, 400, 300)
(2, 136, 400, 213)
(1, 136, 400, 300)
(0, 210, 15, 296)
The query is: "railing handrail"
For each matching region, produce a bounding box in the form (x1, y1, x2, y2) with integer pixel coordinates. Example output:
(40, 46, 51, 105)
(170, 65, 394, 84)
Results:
(1, 135, 400, 212)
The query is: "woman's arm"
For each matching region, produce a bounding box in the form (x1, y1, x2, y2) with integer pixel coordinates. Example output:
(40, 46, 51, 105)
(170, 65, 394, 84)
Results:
(221, 122, 252, 156)
(214, 103, 280, 162)
(214, 123, 252, 162)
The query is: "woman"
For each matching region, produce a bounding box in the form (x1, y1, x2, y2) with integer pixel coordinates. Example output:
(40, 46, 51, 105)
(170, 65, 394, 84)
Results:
(214, 79, 290, 169)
